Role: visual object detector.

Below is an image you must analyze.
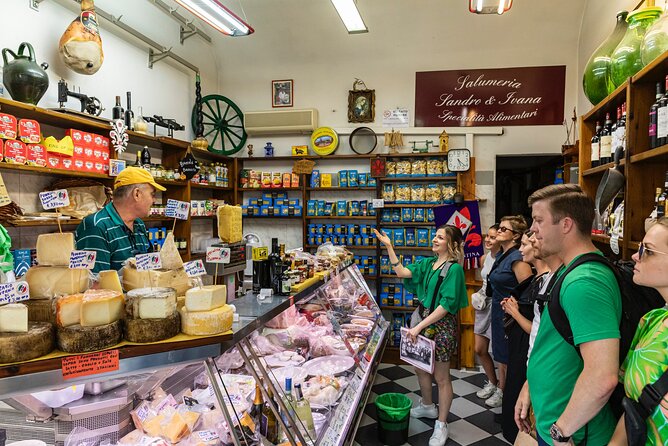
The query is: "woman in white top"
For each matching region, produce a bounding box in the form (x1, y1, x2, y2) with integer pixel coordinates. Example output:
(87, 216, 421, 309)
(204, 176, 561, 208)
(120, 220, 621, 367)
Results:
(471, 224, 500, 400)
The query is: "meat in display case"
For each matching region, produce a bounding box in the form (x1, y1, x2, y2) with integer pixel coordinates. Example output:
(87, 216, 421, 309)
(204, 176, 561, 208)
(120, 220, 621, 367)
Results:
(0, 263, 388, 446)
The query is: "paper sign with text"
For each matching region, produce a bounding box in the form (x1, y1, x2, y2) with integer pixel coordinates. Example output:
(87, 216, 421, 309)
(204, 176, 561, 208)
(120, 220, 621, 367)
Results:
(382, 108, 409, 128)
(0, 173, 11, 207)
(0, 281, 29, 305)
(39, 189, 70, 210)
(206, 247, 231, 264)
(135, 252, 162, 271)
(165, 199, 190, 220)
(372, 198, 384, 209)
(196, 431, 219, 442)
(62, 350, 119, 380)
(184, 260, 207, 277)
(69, 250, 97, 269)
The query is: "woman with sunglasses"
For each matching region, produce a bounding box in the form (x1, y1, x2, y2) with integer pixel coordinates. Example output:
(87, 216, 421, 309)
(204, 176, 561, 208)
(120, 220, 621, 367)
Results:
(373, 225, 468, 446)
(485, 216, 533, 408)
(609, 217, 668, 446)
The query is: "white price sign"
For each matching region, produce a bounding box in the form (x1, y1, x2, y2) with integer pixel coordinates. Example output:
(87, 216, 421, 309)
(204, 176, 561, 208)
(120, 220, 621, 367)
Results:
(184, 259, 207, 277)
(196, 431, 218, 442)
(39, 189, 70, 210)
(372, 198, 384, 209)
(135, 252, 162, 271)
(0, 281, 29, 305)
(69, 250, 97, 270)
(165, 199, 190, 220)
(382, 108, 410, 128)
(206, 247, 231, 264)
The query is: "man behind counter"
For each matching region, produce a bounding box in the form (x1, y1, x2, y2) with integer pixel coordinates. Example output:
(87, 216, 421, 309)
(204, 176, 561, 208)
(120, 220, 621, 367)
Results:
(75, 167, 166, 273)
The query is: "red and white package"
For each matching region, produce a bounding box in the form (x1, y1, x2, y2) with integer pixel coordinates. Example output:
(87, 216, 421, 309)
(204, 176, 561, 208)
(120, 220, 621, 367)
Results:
(47, 154, 62, 169)
(61, 157, 74, 170)
(83, 132, 93, 147)
(94, 162, 104, 173)
(100, 136, 110, 150)
(73, 145, 85, 157)
(18, 119, 41, 144)
(85, 160, 95, 172)
(93, 133, 104, 149)
(4, 140, 27, 164)
(0, 113, 17, 139)
(102, 150, 109, 162)
(67, 129, 86, 145)
(73, 158, 85, 172)
(26, 144, 47, 167)
(84, 147, 94, 159)
(93, 148, 103, 160)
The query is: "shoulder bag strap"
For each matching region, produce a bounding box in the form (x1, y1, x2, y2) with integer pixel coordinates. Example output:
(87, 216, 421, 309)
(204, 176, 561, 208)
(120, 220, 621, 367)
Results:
(429, 261, 454, 314)
(637, 367, 668, 418)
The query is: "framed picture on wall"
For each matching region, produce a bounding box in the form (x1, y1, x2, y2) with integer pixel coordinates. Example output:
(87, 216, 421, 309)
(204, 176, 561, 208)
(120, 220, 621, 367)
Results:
(272, 79, 293, 108)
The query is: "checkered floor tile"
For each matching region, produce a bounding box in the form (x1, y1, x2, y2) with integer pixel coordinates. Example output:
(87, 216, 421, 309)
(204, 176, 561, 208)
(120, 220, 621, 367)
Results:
(354, 365, 511, 446)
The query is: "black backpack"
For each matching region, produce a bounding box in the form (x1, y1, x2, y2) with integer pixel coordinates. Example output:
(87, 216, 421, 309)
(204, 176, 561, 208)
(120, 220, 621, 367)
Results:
(548, 253, 665, 418)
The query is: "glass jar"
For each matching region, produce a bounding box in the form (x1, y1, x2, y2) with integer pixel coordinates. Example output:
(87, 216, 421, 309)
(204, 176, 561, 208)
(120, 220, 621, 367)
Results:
(642, 6, 668, 65)
(583, 11, 628, 106)
(610, 7, 663, 88)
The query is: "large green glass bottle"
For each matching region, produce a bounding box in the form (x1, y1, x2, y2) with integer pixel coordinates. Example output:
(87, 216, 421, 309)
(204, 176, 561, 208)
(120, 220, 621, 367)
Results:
(610, 7, 663, 88)
(641, 6, 668, 66)
(583, 11, 628, 106)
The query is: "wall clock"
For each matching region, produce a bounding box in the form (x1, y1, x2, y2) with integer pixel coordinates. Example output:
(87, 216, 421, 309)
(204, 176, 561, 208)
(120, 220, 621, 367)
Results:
(447, 148, 471, 172)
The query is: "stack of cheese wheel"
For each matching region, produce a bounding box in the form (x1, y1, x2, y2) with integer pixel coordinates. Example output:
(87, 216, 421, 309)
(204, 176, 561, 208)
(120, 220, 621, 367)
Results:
(0, 300, 54, 363)
(125, 287, 180, 343)
(24, 233, 89, 324)
(56, 288, 124, 353)
(180, 285, 233, 336)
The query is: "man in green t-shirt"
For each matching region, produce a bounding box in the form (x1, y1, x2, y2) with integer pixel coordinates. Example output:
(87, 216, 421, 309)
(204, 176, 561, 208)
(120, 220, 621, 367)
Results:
(515, 184, 621, 446)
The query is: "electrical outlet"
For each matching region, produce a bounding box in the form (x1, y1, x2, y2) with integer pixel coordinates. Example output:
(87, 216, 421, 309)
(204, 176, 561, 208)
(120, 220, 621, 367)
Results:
(29, 0, 40, 12)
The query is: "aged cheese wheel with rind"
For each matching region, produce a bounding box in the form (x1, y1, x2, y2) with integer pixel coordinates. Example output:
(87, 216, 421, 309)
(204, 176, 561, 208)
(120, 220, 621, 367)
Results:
(0, 322, 54, 363)
(57, 320, 122, 353)
(125, 312, 180, 343)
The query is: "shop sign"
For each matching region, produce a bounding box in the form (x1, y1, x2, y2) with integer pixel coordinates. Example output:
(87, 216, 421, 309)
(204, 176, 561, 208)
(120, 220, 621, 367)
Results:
(62, 350, 119, 380)
(415, 66, 566, 127)
(382, 108, 409, 127)
(165, 199, 190, 220)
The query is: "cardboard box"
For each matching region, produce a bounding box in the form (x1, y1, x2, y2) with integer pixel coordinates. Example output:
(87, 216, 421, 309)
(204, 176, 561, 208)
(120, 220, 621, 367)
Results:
(61, 156, 74, 171)
(18, 119, 40, 144)
(26, 144, 47, 167)
(0, 113, 18, 139)
(3, 140, 27, 164)
(321, 173, 332, 188)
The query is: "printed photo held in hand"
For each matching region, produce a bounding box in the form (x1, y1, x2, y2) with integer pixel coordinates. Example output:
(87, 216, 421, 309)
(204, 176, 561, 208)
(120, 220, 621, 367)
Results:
(400, 326, 435, 374)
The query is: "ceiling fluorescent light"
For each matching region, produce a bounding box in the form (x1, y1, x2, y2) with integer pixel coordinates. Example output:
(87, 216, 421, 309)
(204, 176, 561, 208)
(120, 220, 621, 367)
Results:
(175, 0, 254, 36)
(469, 0, 513, 15)
(331, 0, 368, 34)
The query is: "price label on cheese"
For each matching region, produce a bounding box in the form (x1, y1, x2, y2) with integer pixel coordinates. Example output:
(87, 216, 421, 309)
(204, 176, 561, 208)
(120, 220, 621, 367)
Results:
(155, 394, 179, 412)
(372, 198, 385, 209)
(0, 281, 29, 305)
(62, 350, 119, 380)
(165, 199, 190, 220)
(196, 431, 219, 442)
(135, 402, 150, 423)
(69, 250, 97, 269)
(206, 246, 231, 264)
(39, 189, 70, 210)
(184, 259, 207, 277)
(135, 252, 162, 271)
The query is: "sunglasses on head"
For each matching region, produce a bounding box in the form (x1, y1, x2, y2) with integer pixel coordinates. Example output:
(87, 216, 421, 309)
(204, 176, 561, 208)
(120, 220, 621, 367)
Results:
(638, 242, 668, 259)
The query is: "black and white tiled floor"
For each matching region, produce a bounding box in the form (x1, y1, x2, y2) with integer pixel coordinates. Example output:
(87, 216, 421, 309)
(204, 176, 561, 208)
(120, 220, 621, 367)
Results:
(354, 364, 510, 446)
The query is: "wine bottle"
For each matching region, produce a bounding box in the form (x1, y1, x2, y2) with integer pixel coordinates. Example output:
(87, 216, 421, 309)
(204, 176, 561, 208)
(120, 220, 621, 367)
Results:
(279, 377, 296, 442)
(293, 383, 316, 440)
(652, 187, 662, 219)
(261, 386, 279, 443)
(658, 171, 668, 218)
(141, 146, 151, 168)
(269, 238, 282, 294)
(658, 75, 668, 147)
(134, 150, 141, 167)
(125, 92, 135, 131)
(591, 121, 601, 168)
(650, 82, 663, 149)
(617, 103, 627, 157)
(112, 96, 124, 121)
(250, 384, 264, 426)
(599, 112, 613, 165)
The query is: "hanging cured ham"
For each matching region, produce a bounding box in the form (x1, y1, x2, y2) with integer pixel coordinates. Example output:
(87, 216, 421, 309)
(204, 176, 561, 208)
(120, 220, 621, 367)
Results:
(58, 0, 104, 75)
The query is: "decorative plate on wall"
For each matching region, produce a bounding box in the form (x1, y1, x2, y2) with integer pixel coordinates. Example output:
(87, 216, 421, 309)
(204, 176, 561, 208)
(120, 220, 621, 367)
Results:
(310, 127, 339, 156)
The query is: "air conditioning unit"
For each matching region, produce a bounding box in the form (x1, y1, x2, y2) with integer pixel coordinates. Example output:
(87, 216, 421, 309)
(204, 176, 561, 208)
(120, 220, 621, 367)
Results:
(245, 109, 318, 135)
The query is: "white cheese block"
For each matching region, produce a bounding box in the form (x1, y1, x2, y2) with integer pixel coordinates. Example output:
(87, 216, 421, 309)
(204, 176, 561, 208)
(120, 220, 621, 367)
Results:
(98, 270, 123, 293)
(185, 285, 227, 312)
(125, 312, 180, 343)
(25, 266, 90, 299)
(55, 294, 84, 327)
(36, 233, 75, 266)
(180, 305, 233, 336)
(160, 233, 183, 270)
(80, 289, 124, 327)
(57, 321, 122, 353)
(0, 322, 54, 363)
(122, 266, 191, 296)
(0, 303, 28, 333)
(126, 287, 177, 319)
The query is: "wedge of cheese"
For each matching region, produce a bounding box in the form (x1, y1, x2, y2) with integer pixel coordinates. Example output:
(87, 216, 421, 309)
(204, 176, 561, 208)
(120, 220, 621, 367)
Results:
(0, 303, 28, 333)
(160, 233, 183, 270)
(122, 265, 191, 296)
(180, 305, 233, 336)
(185, 285, 226, 312)
(127, 287, 177, 319)
(80, 289, 123, 327)
(36, 233, 75, 266)
(98, 270, 123, 293)
(56, 293, 84, 327)
(26, 266, 90, 299)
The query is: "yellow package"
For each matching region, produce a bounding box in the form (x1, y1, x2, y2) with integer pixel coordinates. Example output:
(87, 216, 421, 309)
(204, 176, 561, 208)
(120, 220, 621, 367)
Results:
(321, 174, 332, 187)
(217, 205, 243, 243)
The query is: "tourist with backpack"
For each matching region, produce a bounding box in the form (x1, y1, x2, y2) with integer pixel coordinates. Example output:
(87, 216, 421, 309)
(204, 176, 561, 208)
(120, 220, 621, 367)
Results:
(515, 184, 622, 446)
(486, 216, 533, 408)
(608, 217, 668, 446)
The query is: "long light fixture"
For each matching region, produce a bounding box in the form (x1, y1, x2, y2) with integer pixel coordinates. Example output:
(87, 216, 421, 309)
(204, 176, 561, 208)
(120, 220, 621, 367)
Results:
(174, 0, 254, 36)
(469, 0, 513, 15)
(331, 0, 368, 34)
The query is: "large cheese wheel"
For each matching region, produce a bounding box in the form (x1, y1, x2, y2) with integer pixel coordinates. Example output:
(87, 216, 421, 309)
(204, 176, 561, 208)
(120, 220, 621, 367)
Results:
(57, 320, 122, 353)
(36, 233, 75, 266)
(122, 266, 192, 296)
(0, 322, 54, 363)
(125, 312, 180, 343)
(25, 266, 90, 299)
(81, 289, 123, 327)
(180, 305, 233, 336)
(25, 298, 55, 324)
(126, 287, 176, 319)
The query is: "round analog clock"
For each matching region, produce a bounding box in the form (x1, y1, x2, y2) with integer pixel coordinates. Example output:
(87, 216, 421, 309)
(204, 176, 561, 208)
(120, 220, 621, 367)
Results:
(447, 148, 471, 172)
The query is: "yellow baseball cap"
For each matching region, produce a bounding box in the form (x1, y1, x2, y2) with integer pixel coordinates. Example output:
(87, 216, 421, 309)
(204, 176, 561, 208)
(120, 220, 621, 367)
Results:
(114, 166, 166, 191)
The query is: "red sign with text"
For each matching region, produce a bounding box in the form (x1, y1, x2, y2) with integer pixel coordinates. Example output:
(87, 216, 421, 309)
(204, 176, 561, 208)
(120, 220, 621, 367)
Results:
(62, 350, 119, 380)
(415, 66, 565, 127)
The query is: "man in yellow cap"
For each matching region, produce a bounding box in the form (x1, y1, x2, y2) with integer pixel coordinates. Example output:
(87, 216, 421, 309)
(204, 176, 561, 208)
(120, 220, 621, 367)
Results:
(75, 167, 166, 273)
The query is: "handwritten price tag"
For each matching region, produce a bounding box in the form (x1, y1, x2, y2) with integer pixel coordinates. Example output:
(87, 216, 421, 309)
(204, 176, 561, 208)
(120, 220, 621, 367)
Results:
(372, 198, 385, 209)
(135, 252, 162, 271)
(165, 199, 190, 220)
(69, 250, 97, 270)
(0, 281, 29, 305)
(184, 259, 207, 277)
(39, 189, 69, 210)
(62, 350, 119, 380)
(206, 247, 230, 264)
(196, 431, 219, 442)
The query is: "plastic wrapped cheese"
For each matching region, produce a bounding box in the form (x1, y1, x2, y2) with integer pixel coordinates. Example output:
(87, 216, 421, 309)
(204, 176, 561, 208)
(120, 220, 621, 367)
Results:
(122, 265, 192, 296)
(36, 233, 75, 266)
(217, 205, 242, 243)
(25, 266, 90, 299)
(80, 289, 124, 327)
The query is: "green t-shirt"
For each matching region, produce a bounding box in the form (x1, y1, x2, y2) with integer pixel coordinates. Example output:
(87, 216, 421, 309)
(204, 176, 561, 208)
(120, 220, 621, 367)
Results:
(403, 257, 468, 314)
(620, 308, 668, 446)
(527, 252, 621, 445)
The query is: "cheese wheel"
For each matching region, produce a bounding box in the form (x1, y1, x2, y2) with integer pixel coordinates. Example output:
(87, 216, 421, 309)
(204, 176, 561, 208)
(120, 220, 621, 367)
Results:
(185, 285, 227, 312)
(25, 298, 55, 324)
(25, 266, 90, 299)
(126, 287, 176, 319)
(124, 312, 180, 343)
(0, 303, 28, 333)
(57, 320, 122, 353)
(81, 289, 124, 327)
(180, 305, 233, 336)
(122, 266, 191, 296)
(36, 233, 75, 266)
(55, 294, 84, 327)
(0, 322, 54, 363)
(160, 233, 183, 270)
(98, 270, 123, 293)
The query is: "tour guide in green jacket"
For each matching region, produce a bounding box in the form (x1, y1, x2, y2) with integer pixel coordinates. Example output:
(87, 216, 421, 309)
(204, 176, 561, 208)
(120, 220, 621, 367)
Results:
(75, 167, 165, 273)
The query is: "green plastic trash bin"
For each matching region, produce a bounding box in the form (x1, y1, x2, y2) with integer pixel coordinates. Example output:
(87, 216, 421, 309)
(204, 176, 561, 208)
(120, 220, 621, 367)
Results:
(375, 393, 412, 445)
